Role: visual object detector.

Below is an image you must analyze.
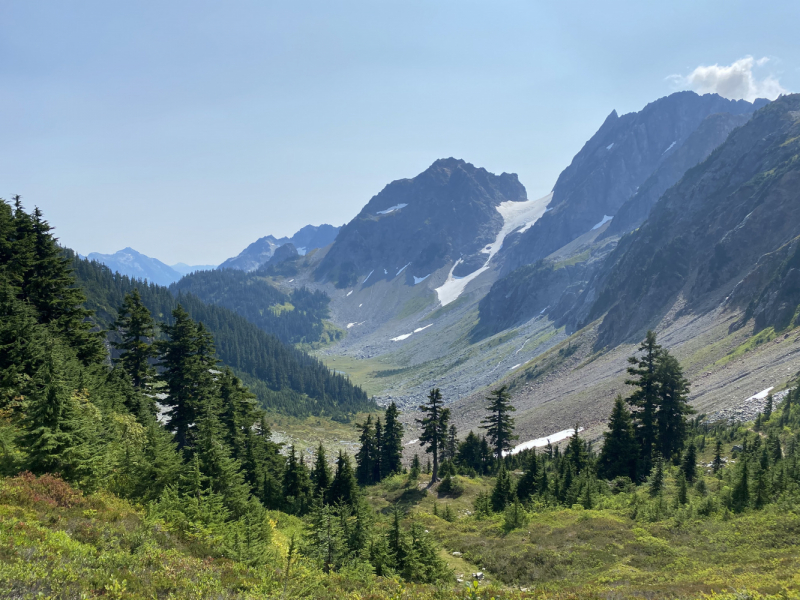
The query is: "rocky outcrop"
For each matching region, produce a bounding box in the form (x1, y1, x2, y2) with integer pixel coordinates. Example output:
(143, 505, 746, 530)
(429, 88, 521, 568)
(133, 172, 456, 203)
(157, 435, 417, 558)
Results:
(316, 158, 527, 288)
(588, 95, 800, 349)
(500, 92, 768, 272)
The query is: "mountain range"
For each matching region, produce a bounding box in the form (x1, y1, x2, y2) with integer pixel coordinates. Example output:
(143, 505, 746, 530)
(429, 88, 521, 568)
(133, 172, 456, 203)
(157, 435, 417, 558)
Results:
(90, 90, 800, 452)
(86, 247, 215, 286)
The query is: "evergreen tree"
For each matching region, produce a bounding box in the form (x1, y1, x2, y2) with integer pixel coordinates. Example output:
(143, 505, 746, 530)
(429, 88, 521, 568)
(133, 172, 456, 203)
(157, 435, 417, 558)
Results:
(158, 305, 219, 449)
(444, 424, 458, 461)
(329, 451, 358, 507)
(306, 496, 345, 573)
(409, 453, 421, 479)
(565, 425, 589, 475)
(598, 395, 638, 481)
(381, 402, 404, 478)
(491, 463, 514, 511)
(311, 443, 332, 499)
(764, 393, 774, 419)
(282, 445, 312, 515)
(417, 388, 450, 484)
(626, 331, 662, 474)
(713, 440, 723, 474)
(516, 449, 539, 501)
(480, 385, 517, 458)
(355, 415, 377, 486)
(455, 431, 482, 474)
(372, 417, 383, 484)
(676, 470, 688, 505)
(681, 440, 698, 483)
(655, 353, 693, 460)
(732, 459, 750, 512)
(648, 455, 664, 497)
(111, 289, 156, 392)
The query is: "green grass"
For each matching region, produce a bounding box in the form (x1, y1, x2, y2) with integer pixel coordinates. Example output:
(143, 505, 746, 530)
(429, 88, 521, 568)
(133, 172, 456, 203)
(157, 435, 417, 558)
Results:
(396, 293, 436, 321)
(317, 354, 405, 397)
(553, 249, 591, 270)
(716, 327, 778, 366)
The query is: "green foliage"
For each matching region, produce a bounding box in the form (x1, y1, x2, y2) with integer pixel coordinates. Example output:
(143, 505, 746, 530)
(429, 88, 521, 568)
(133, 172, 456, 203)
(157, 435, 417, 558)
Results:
(480, 385, 517, 459)
(417, 388, 450, 483)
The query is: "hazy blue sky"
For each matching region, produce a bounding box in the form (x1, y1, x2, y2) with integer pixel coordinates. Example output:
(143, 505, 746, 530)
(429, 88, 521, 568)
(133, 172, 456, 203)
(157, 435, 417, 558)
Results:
(1, 1, 797, 265)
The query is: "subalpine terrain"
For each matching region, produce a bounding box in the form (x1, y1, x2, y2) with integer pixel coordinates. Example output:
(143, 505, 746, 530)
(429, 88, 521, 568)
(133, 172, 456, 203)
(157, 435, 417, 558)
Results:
(4, 93, 800, 599)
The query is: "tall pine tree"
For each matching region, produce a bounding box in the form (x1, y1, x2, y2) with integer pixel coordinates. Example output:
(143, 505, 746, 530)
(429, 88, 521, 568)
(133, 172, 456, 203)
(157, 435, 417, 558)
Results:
(480, 385, 517, 459)
(417, 388, 450, 484)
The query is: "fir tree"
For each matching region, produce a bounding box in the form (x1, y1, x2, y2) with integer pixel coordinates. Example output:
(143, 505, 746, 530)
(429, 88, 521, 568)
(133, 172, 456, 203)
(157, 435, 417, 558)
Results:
(329, 451, 358, 507)
(444, 424, 458, 461)
(480, 385, 517, 459)
(355, 415, 377, 486)
(732, 459, 750, 512)
(311, 443, 332, 499)
(626, 331, 662, 474)
(713, 440, 723, 474)
(764, 393, 774, 419)
(565, 425, 589, 475)
(381, 402, 404, 478)
(648, 455, 664, 497)
(676, 470, 688, 505)
(598, 395, 638, 481)
(372, 417, 383, 483)
(417, 388, 450, 484)
(681, 440, 698, 483)
(282, 445, 312, 515)
(516, 449, 539, 501)
(491, 463, 514, 511)
(112, 289, 156, 392)
(655, 353, 693, 460)
(409, 453, 421, 479)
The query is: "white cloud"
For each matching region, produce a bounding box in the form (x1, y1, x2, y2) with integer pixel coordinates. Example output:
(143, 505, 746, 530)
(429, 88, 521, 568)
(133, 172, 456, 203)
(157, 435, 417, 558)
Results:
(669, 56, 787, 102)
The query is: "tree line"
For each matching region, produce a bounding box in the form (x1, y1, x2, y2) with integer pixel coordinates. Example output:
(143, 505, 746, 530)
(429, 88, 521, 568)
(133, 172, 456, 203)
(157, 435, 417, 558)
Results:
(70, 251, 373, 418)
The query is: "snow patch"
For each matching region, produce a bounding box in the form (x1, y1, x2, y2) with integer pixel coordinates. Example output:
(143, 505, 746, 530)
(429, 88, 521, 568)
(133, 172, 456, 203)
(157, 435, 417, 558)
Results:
(509, 363, 521, 370)
(287, 279, 294, 283)
(663, 141, 676, 154)
(377, 203, 408, 215)
(391, 333, 413, 342)
(505, 427, 584, 456)
(747, 387, 774, 401)
(591, 215, 613, 230)
(405, 439, 420, 446)
(413, 324, 432, 333)
(435, 193, 552, 306)
(606, 142, 614, 150)
(396, 263, 411, 277)
(362, 269, 374, 284)
(413, 274, 430, 284)
(359, 303, 362, 308)
(347, 323, 357, 329)
(296, 247, 307, 256)
(384, 269, 388, 275)
(346, 290, 353, 297)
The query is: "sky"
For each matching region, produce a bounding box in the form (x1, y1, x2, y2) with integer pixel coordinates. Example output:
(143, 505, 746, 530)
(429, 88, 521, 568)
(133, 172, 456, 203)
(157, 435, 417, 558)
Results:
(1, 1, 798, 265)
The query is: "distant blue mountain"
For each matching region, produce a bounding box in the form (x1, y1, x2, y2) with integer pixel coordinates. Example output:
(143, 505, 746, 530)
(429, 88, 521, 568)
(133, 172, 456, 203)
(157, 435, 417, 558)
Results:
(219, 224, 339, 271)
(87, 248, 215, 286)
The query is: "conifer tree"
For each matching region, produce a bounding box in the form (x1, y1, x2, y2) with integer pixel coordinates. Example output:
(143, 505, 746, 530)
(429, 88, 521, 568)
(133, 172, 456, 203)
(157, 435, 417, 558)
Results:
(372, 417, 383, 483)
(282, 445, 312, 515)
(355, 415, 377, 486)
(381, 402, 404, 478)
(455, 431, 482, 474)
(732, 459, 750, 512)
(409, 453, 421, 479)
(516, 449, 539, 501)
(681, 440, 698, 483)
(417, 388, 450, 484)
(445, 424, 458, 461)
(764, 393, 774, 419)
(112, 289, 157, 391)
(598, 395, 638, 481)
(626, 331, 663, 473)
(676, 470, 688, 505)
(481, 385, 517, 459)
(491, 463, 514, 511)
(648, 454, 664, 497)
(565, 425, 589, 475)
(713, 440, 723, 474)
(655, 353, 693, 460)
(307, 495, 344, 573)
(329, 451, 358, 507)
(311, 443, 332, 499)
(158, 305, 219, 449)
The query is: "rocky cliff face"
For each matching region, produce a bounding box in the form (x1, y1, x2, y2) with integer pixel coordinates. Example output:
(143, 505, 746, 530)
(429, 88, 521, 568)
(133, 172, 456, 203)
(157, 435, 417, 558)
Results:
(500, 92, 767, 272)
(588, 95, 800, 348)
(315, 158, 527, 288)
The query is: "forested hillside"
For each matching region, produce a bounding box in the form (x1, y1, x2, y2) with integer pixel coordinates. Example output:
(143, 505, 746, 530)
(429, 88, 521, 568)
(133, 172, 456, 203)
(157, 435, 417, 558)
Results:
(171, 267, 338, 346)
(71, 249, 371, 418)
